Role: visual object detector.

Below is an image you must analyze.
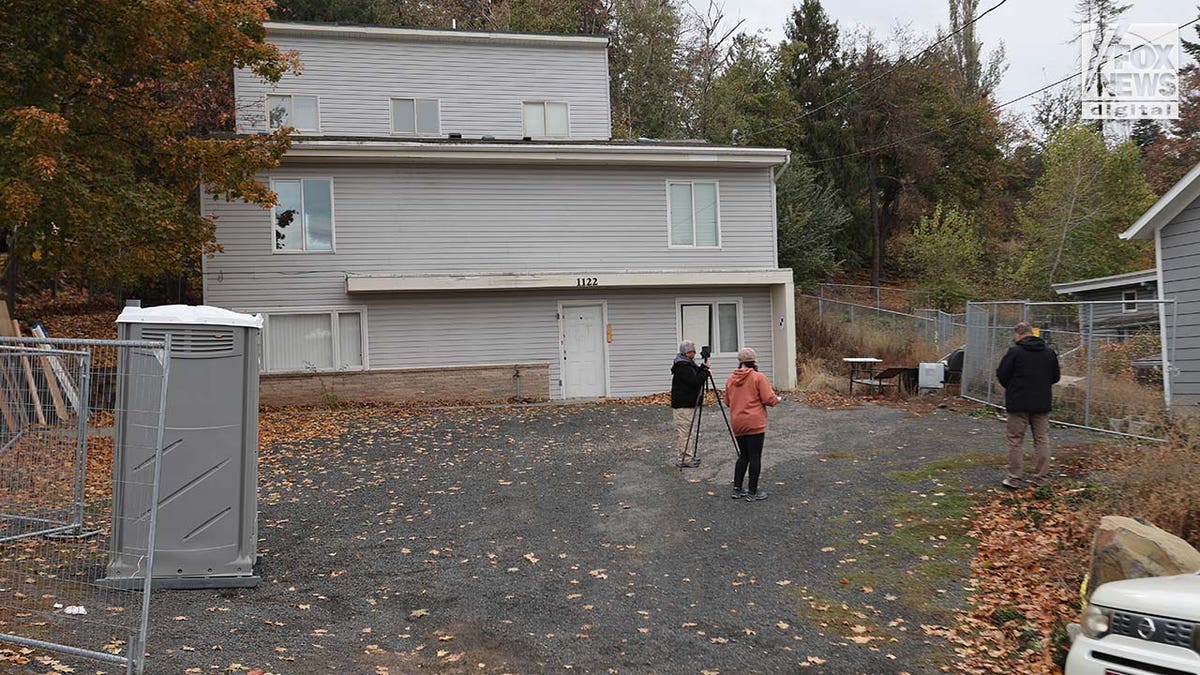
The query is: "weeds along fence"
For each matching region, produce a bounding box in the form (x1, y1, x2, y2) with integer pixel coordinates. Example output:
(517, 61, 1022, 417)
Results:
(0, 336, 170, 675)
(804, 290, 967, 356)
(963, 300, 1176, 441)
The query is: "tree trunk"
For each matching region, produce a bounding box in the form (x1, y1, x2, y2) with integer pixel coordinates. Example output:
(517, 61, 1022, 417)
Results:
(4, 232, 17, 317)
(868, 151, 881, 287)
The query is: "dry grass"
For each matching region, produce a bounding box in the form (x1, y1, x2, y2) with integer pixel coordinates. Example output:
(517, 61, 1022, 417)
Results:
(795, 296, 942, 391)
(1059, 434, 1200, 549)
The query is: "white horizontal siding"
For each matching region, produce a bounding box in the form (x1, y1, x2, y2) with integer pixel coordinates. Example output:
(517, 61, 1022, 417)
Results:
(1161, 196, 1200, 404)
(202, 164, 778, 302)
(236, 34, 610, 140)
(221, 286, 776, 399)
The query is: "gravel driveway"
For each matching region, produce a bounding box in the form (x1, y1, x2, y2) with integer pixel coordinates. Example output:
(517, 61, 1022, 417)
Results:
(31, 397, 1104, 674)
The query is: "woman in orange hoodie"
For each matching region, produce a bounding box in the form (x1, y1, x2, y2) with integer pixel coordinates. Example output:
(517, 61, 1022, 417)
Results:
(725, 347, 780, 501)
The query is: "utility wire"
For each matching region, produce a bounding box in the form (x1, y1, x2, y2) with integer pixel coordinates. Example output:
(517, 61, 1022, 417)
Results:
(798, 17, 1198, 166)
(744, 0, 1012, 141)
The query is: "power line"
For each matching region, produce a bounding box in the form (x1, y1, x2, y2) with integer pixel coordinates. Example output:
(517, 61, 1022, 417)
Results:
(798, 17, 1198, 166)
(745, 0, 1012, 141)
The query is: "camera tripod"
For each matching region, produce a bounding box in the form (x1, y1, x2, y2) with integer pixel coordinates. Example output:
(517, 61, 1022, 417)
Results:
(682, 368, 742, 470)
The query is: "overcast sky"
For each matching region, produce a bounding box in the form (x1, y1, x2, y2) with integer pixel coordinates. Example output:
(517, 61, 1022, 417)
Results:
(713, 0, 1194, 121)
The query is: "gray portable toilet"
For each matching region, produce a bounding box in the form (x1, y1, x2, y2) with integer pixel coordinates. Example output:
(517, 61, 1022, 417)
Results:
(106, 305, 262, 589)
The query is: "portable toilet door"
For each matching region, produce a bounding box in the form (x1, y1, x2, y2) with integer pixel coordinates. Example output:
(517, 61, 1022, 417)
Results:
(107, 304, 262, 589)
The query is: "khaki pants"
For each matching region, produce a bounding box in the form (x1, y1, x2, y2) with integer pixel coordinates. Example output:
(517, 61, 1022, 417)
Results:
(1006, 411, 1051, 479)
(673, 407, 698, 462)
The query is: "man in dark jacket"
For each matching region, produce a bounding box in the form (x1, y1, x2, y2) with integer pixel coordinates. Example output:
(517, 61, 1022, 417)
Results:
(671, 340, 708, 468)
(995, 322, 1061, 489)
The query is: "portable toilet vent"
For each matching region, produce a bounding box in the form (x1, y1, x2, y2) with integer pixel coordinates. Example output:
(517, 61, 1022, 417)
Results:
(107, 305, 262, 589)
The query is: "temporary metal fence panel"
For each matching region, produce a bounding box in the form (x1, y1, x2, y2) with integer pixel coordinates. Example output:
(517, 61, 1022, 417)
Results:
(0, 336, 169, 675)
(807, 295, 966, 354)
(963, 300, 1174, 440)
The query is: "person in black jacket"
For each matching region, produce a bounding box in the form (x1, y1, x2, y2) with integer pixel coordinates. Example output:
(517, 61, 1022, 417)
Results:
(995, 322, 1061, 489)
(670, 340, 708, 468)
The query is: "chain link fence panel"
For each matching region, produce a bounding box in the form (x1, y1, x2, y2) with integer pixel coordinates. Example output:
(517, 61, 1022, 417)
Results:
(0, 337, 169, 675)
(963, 301, 1174, 440)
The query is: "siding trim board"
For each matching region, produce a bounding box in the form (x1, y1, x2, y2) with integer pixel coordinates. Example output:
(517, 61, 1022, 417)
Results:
(282, 140, 789, 167)
(346, 270, 792, 293)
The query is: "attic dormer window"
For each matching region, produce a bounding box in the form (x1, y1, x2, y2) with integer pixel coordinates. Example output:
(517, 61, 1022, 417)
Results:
(267, 94, 319, 132)
(523, 101, 569, 139)
(392, 98, 441, 136)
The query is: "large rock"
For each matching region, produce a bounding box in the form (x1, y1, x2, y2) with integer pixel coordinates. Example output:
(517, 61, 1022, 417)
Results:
(1088, 515, 1200, 597)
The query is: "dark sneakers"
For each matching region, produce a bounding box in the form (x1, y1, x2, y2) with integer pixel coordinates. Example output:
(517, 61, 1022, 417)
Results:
(1001, 476, 1023, 490)
(678, 458, 701, 468)
(731, 487, 747, 499)
(744, 491, 768, 502)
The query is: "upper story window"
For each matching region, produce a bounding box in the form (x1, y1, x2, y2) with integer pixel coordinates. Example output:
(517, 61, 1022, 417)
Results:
(392, 98, 441, 136)
(667, 181, 720, 248)
(1122, 289, 1138, 313)
(523, 101, 569, 138)
(267, 94, 320, 132)
(272, 178, 333, 252)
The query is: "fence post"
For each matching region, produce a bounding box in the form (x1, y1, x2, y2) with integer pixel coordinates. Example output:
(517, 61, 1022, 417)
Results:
(1085, 303, 1093, 428)
(818, 285, 824, 319)
(70, 352, 92, 532)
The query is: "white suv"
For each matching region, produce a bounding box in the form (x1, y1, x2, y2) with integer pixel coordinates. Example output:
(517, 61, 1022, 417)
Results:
(1065, 572, 1200, 674)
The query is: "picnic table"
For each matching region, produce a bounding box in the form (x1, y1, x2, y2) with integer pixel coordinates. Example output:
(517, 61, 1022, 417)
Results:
(843, 357, 918, 396)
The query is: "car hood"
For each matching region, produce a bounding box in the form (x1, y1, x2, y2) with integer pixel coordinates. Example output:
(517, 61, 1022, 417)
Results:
(1092, 573, 1200, 621)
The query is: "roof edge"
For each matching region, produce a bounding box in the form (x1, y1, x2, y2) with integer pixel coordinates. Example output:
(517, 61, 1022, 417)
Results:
(1050, 269, 1158, 295)
(264, 21, 609, 47)
(1121, 161, 1200, 241)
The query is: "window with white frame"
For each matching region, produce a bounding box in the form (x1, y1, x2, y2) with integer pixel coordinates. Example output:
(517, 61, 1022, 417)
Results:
(267, 94, 320, 132)
(272, 178, 333, 252)
(678, 301, 740, 356)
(392, 98, 441, 135)
(261, 309, 365, 373)
(1123, 290, 1138, 313)
(668, 181, 720, 247)
(522, 101, 569, 138)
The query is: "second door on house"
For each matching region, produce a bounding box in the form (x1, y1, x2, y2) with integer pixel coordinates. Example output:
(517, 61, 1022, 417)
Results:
(561, 303, 606, 398)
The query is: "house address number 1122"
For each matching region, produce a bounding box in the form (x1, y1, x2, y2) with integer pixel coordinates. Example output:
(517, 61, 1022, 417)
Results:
(576, 277, 599, 287)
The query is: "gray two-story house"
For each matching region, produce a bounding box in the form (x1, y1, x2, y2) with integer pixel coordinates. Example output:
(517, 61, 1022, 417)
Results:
(1121, 161, 1200, 410)
(202, 22, 796, 404)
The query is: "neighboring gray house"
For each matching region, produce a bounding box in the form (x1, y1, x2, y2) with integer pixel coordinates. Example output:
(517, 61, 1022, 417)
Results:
(1120, 162, 1200, 409)
(1051, 269, 1159, 333)
(202, 22, 796, 403)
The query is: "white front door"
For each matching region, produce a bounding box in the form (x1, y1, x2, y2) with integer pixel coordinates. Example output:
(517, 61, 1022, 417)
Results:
(561, 303, 606, 398)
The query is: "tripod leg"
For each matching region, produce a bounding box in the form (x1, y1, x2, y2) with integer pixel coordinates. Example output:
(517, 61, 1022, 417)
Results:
(709, 373, 742, 461)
